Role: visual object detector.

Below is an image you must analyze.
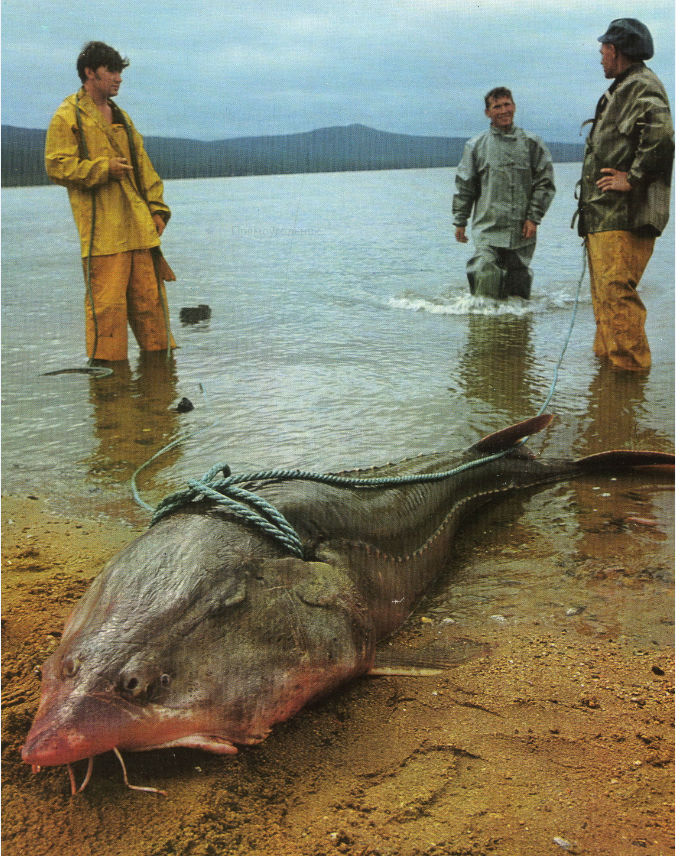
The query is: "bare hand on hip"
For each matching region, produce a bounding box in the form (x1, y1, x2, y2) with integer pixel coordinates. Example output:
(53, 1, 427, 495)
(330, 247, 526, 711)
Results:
(521, 219, 537, 240)
(597, 168, 631, 193)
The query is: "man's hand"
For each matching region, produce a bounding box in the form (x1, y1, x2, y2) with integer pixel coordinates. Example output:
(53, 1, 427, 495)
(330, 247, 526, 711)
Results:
(109, 157, 133, 180)
(521, 219, 537, 240)
(596, 167, 631, 193)
(455, 226, 468, 244)
(152, 214, 166, 236)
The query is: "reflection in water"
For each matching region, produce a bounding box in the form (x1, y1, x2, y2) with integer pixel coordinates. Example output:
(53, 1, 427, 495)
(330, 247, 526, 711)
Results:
(438, 341, 673, 646)
(575, 362, 670, 456)
(457, 314, 539, 423)
(566, 362, 674, 639)
(86, 352, 182, 496)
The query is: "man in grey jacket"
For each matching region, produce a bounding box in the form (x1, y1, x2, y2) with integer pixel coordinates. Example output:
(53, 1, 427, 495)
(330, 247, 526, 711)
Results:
(577, 19, 674, 371)
(453, 88, 555, 299)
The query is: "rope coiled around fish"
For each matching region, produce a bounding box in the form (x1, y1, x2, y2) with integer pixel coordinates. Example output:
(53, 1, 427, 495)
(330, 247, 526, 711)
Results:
(149, 450, 511, 557)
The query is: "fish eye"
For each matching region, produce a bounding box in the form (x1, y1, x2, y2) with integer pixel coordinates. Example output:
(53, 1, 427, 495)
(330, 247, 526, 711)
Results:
(62, 656, 81, 678)
(160, 673, 171, 687)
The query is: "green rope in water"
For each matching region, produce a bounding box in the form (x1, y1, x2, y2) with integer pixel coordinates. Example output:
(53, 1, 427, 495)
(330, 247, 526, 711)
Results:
(535, 244, 587, 417)
(136, 246, 589, 558)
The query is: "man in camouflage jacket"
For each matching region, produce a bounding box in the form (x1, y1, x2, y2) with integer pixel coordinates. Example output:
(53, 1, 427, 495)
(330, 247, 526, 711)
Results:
(577, 19, 674, 371)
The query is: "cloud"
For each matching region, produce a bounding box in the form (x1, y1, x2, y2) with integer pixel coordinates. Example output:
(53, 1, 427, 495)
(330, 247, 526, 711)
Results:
(1, 0, 673, 142)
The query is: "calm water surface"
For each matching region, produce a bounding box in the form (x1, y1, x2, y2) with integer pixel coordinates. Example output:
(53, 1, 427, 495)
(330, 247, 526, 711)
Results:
(2, 164, 673, 646)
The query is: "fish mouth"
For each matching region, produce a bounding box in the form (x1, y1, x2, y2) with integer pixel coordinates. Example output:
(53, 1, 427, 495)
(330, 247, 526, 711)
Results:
(21, 686, 239, 768)
(21, 691, 143, 767)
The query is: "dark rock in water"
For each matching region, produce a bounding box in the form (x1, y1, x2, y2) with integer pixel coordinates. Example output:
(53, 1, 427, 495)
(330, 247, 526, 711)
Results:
(180, 305, 211, 324)
(175, 397, 194, 413)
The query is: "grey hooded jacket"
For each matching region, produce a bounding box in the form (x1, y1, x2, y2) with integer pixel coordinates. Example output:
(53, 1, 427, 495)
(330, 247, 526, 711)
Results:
(453, 125, 555, 249)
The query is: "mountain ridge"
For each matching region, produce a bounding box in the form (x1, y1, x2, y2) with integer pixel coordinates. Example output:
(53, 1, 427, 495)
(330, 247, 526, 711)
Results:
(1, 123, 584, 186)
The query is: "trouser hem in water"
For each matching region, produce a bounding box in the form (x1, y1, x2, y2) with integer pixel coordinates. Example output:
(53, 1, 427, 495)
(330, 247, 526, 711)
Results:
(83, 249, 176, 361)
(585, 230, 654, 372)
(467, 243, 535, 300)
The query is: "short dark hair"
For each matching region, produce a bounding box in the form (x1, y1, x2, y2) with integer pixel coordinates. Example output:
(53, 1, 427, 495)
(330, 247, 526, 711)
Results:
(77, 41, 129, 82)
(485, 87, 514, 109)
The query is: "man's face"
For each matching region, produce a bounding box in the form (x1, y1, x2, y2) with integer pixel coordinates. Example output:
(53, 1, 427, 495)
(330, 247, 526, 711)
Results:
(600, 43, 620, 78)
(485, 96, 516, 129)
(85, 65, 122, 99)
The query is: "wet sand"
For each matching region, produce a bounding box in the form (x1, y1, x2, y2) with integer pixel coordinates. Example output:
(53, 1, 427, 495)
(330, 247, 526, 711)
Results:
(2, 493, 674, 856)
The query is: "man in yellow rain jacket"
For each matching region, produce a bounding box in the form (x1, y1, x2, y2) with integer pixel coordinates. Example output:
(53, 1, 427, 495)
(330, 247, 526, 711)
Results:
(46, 41, 176, 362)
(577, 19, 674, 371)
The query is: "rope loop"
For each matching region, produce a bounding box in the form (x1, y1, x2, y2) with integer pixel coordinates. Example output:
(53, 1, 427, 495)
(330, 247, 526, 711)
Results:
(150, 466, 306, 557)
(148, 449, 513, 559)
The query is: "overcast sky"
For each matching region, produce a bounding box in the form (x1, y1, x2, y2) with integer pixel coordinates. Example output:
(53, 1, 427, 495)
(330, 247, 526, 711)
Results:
(2, 0, 673, 143)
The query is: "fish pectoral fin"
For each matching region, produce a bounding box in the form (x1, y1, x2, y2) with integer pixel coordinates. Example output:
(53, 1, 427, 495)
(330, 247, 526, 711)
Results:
(368, 664, 445, 677)
(145, 735, 239, 755)
(260, 558, 351, 608)
(369, 638, 490, 677)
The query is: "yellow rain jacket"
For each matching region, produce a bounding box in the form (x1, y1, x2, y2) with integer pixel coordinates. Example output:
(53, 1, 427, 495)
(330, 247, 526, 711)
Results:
(45, 88, 171, 258)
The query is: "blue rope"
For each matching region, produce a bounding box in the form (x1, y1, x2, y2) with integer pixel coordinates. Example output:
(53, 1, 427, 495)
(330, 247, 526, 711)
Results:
(136, 247, 588, 557)
(131, 384, 219, 511)
(535, 244, 587, 417)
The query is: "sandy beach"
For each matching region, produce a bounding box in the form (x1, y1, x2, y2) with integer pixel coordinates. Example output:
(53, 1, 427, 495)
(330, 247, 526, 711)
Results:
(2, 491, 673, 856)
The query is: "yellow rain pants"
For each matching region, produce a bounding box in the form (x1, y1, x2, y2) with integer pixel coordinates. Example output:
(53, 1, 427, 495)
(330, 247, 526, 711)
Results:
(585, 231, 655, 371)
(84, 249, 176, 361)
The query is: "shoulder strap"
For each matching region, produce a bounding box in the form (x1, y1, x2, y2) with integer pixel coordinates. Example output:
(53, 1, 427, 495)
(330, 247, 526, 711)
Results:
(110, 101, 146, 200)
(74, 91, 91, 160)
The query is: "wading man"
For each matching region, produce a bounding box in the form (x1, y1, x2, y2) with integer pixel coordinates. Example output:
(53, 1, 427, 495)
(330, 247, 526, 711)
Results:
(576, 19, 674, 371)
(45, 41, 176, 362)
(453, 88, 555, 300)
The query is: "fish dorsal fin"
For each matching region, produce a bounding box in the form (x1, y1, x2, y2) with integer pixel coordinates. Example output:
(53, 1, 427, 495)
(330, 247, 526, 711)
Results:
(470, 414, 554, 455)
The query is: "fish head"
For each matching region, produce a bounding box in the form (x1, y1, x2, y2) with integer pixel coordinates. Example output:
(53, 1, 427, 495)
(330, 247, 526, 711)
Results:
(22, 513, 375, 767)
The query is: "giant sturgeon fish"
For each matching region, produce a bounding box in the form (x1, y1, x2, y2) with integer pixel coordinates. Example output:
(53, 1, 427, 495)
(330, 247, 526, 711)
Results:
(21, 416, 673, 792)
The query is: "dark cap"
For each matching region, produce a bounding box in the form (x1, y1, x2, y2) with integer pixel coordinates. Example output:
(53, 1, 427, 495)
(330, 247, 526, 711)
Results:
(597, 18, 654, 60)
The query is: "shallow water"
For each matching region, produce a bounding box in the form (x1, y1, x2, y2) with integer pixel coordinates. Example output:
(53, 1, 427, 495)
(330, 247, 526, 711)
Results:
(2, 164, 673, 646)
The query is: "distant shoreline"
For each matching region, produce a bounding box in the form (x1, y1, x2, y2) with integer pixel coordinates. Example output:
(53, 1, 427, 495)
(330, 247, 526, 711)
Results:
(1, 122, 584, 187)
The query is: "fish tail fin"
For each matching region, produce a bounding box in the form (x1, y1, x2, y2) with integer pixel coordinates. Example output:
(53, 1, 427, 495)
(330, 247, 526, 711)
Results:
(574, 450, 674, 473)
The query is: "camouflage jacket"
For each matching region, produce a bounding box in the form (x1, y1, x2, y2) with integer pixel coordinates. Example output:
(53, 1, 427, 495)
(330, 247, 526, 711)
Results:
(577, 63, 674, 237)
